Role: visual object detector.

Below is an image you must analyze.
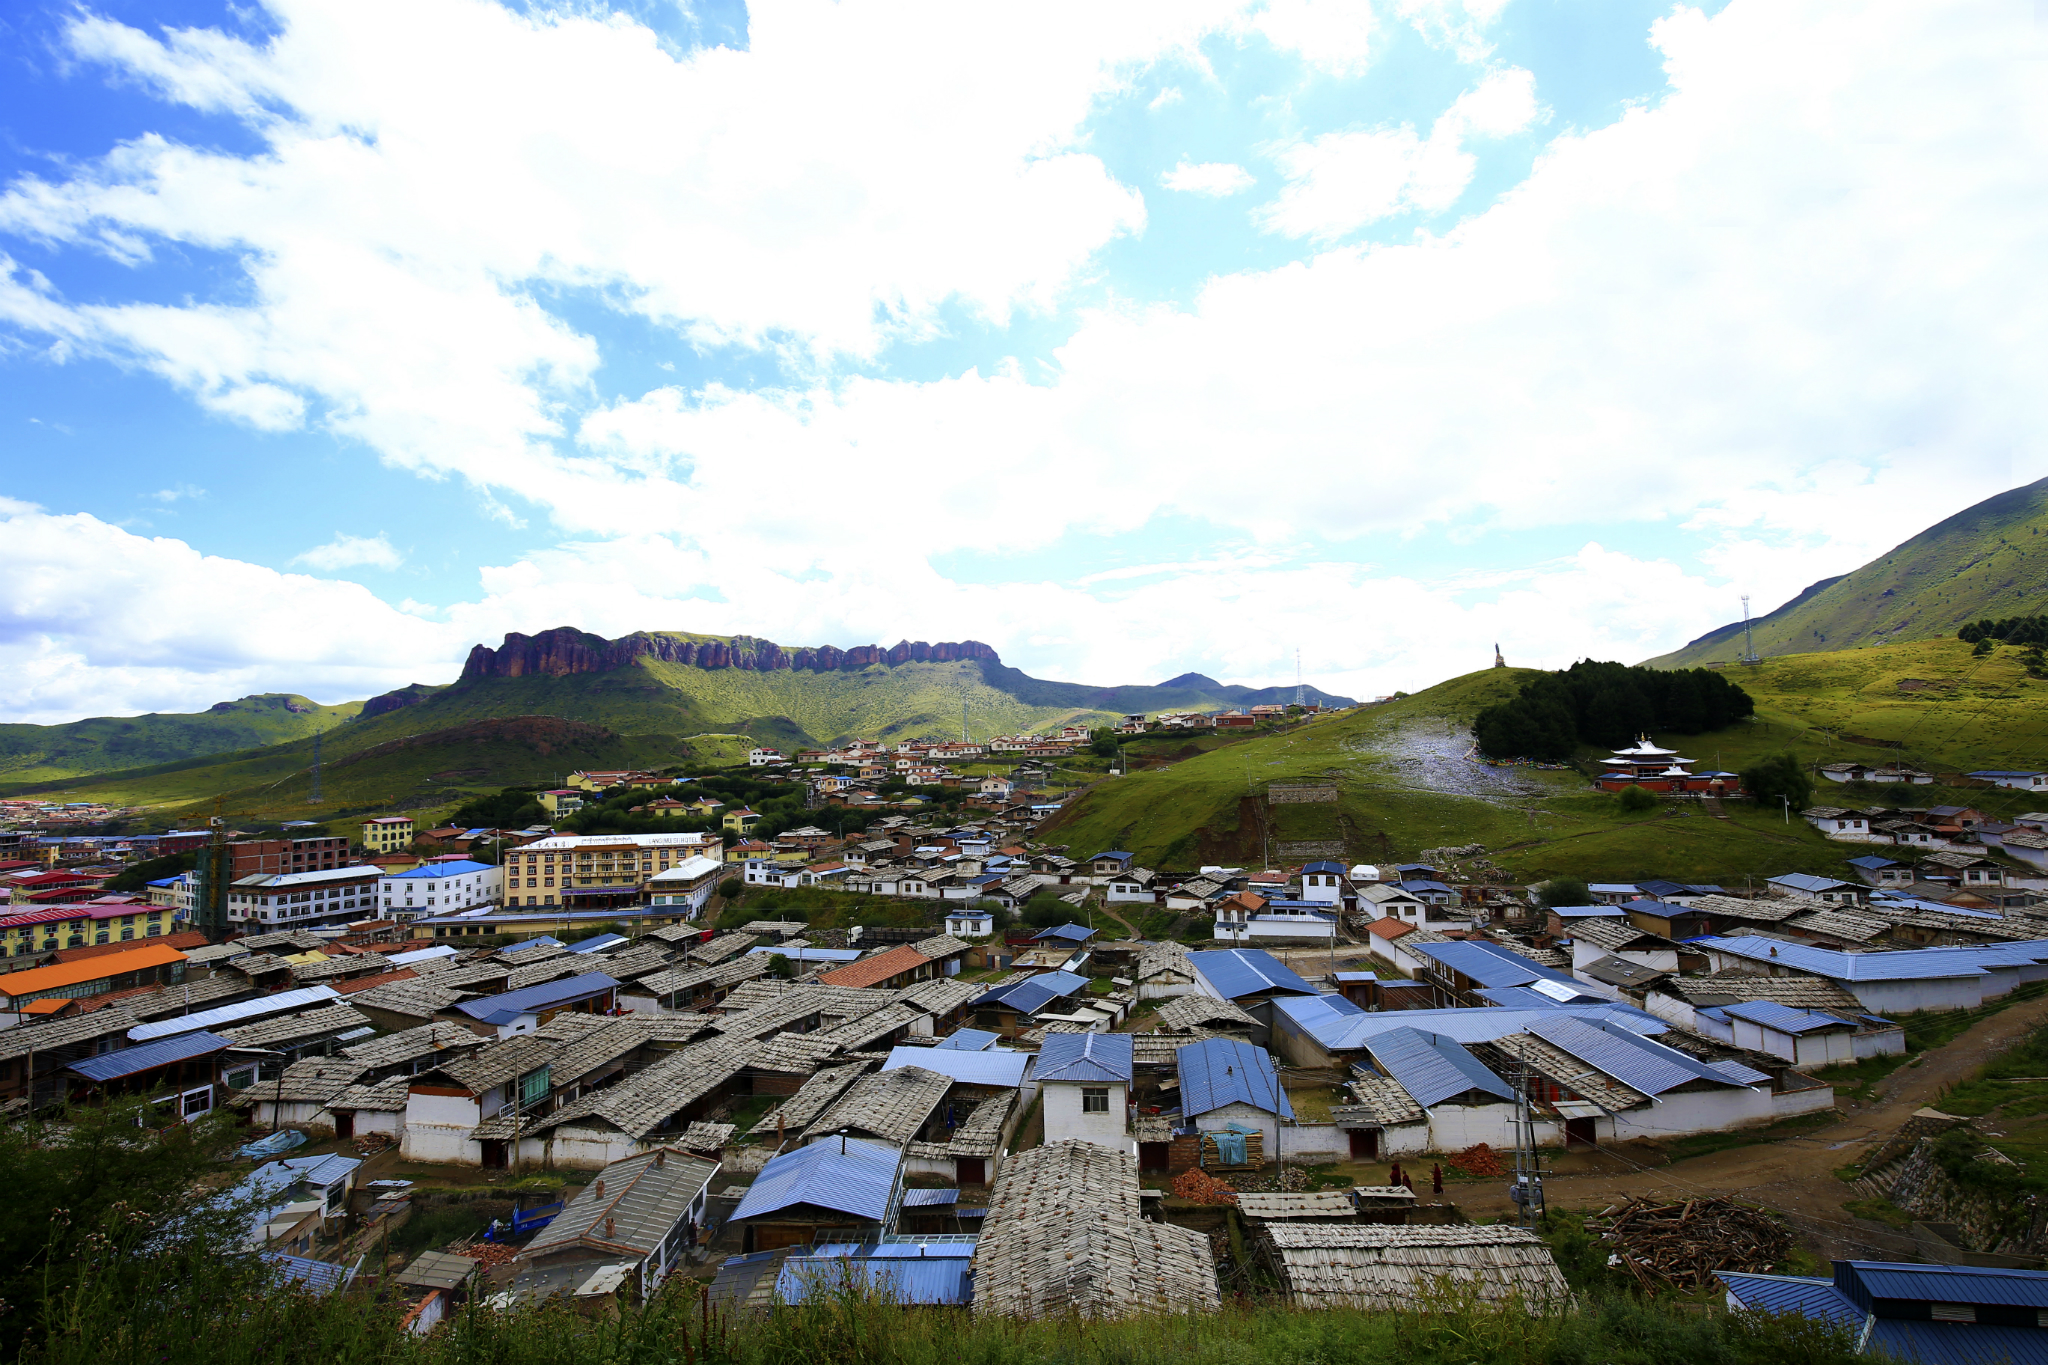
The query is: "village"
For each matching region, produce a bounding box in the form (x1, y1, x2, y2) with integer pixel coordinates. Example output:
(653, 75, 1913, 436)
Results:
(0, 721, 2040, 1353)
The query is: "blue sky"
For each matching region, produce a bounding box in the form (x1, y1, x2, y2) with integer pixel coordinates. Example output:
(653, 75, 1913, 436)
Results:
(0, 0, 2041, 722)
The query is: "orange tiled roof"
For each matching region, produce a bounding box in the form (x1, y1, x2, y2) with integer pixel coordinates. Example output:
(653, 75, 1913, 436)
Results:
(816, 943, 929, 989)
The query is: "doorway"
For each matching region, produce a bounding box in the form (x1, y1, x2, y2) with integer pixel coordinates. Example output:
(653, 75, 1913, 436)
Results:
(1564, 1117, 1597, 1150)
(481, 1139, 508, 1169)
(1349, 1128, 1378, 1160)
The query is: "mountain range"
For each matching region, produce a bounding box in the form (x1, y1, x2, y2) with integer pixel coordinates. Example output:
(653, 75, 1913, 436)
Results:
(1646, 475, 2048, 668)
(0, 628, 1354, 788)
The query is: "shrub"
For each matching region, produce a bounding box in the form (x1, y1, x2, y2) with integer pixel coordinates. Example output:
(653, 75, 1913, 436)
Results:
(1615, 785, 1658, 813)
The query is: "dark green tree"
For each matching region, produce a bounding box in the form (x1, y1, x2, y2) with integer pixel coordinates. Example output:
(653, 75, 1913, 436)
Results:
(1536, 877, 1593, 909)
(1615, 785, 1659, 814)
(1741, 751, 1813, 813)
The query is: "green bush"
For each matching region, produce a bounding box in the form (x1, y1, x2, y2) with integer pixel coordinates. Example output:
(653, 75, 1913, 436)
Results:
(1615, 785, 1658, 814)
(1535, 877, 1592, 909)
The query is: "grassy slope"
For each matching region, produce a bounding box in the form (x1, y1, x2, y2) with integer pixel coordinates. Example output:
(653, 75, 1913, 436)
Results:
(0, 694, 363, 782)
(1041, 661, 1950, 883)
(1647, 474, 2048, 667)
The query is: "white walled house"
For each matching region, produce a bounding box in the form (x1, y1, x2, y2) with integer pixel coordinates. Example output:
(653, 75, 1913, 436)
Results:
(646, 855, 724, 917)
(1299, 861, 1346, 904)
(230, 865, 383, 929)
(1033, 1033, 1135, 1155)
(1176, 1037, 1292, 1155)
(1721, 1001, 1857, 1068)
(381, 861, 502, 922)
(944, 907, 995, 938)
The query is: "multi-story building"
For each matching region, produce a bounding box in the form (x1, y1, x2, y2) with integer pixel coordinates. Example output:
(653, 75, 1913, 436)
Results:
(378, 860, 503, 921)
(227, 865, 383, 929)
(501, 832, 720, 910)
(645, 854, 726, 917)
(361, 816, 416, 854)
(0, 900, 187, 959)
(229, 835, 351, 879)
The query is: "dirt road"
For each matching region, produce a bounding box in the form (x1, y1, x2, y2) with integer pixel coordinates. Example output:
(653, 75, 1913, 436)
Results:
(1449, 991, 2048, 1259)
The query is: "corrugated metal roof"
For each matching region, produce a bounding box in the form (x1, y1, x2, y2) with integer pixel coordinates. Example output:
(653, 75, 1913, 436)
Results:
(776, 1253, 972, 1305)
(1176, 1037, 1294, 1119)
(453, 971, 620, 1024)
(1525, 1014, 1767, 1095)
(1187, 949, 1319, 999)
(1410, 941, 1581, 991)
(881, 1045, 1029, 1088)
(1843, 1260, 2048, 1309)
(1363, 1027, 1513, 1107)
(1718, 1272, 1862, 1327)
(1721, 1000, 1853, 1033)
(967, 970, 1089, 1015)
(1696, 935, 2048, 981)
(128, 985, 344, 1041)
(67, 1029, 231, 1081)
(1272, 996, 1667, 1051)
(932, 1028, 1000, 1051)
(263, 1253, 351, 1295)
(1867, 1319, 2048, 1365)
(567, 934, 628, 954)
(900, 1189, 959, 1207)
(1032, 1032, 1133, 1084)
(730, 1137, 900, 1224)
(524, 1147, 718, 1260)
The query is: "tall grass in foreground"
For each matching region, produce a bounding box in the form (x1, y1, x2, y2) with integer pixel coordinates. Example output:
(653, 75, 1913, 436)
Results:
(31, 1253, 1862, 1365)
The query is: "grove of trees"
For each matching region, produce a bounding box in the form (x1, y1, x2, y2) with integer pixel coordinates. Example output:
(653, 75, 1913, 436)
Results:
(1472, 661, 1755, 762)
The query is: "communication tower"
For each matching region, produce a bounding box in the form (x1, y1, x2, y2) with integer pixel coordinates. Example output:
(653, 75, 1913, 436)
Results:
(1740, 595, 1761, 665)
(1295, 648, 1305, 709)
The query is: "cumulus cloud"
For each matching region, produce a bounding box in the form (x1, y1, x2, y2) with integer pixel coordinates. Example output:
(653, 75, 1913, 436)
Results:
(1161, 160, 1257, 196)
(1256, 66, 1538, 238)
(1249, 0, 1378, 76)
(293, 532, 402, 571)
(2, 0, 2046, 719)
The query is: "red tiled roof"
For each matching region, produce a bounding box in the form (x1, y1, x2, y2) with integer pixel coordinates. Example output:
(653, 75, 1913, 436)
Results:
(1364, 917, 1415, 941)
(334, 967, 419, 995)
(817, 943, 929, 989)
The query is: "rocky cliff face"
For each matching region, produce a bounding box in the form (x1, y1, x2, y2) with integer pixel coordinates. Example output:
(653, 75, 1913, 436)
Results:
(361, 683, 440, 717)
(457, 628, 1001, 682)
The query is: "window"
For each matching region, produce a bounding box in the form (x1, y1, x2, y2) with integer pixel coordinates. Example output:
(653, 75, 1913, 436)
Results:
(1081, 1087, 1110, 1113)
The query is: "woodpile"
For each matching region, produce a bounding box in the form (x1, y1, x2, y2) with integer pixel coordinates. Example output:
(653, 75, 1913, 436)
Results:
(1589, 1197, 1791, 1291)
(1199, 1131, 1263, 1171)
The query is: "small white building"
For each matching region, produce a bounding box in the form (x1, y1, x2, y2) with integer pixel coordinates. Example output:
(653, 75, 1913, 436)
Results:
(1720, 1000, 1856, 1068)
(1969, 770, 2048, 791)
(944, 907, 995, 938)
(748, 748, 783, 767)
(1299, 861, 1346, 904)
(380, 860, 503, 922)
(1032, 1032, 1135, 1155)
(646, 855, 724, 917)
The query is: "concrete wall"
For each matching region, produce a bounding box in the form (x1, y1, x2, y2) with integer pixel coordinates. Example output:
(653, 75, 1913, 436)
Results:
(1608, 1086, 1779, 1140)
(1276, 1122, 1350, 1163)
(519, 1124, 641, 1171)
(1041, 1079, 1134, 1153)
(1731, 1019, 1854, 1067)
(1854, 1026, 1906, 1059)
(401, 1091, 482, 1165)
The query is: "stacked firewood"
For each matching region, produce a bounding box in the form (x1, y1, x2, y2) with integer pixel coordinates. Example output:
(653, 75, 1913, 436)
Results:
(1590, 1196, 1791, 1291)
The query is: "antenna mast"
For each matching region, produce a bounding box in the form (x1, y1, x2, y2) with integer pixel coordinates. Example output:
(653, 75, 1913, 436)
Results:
(1740, 595, 1760, 665)
(1295, 648, 1305, 709)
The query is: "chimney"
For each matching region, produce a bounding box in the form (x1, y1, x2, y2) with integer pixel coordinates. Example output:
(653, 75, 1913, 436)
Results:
(605, 1216, 615, 1238)
(594, 1179, 605, 1199)
(655, 1149, 665, 1168)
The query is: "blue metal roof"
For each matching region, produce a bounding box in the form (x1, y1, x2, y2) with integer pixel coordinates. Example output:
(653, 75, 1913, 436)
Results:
(1175, 1037, 1293, 1119)
(387, 860, 494, 880)
(1398, 879, 1455, 895)
(882, 1045, 1029, 1088)
(264, 1253, 352, 1295)
(1363, 1026, 1512, 1107)
(1769, 873, 1857, 894)
(1552, 905, 1625, 918)
(731, 1138, 900, 1223)
(1410, 941, 1579, 991)
(1718, 1272, 1861, 1328)
(1844, 855, 1901, 871)
(968, 970, 1089, 1016)
(1697, 936, 2048, 982)
(1187, 949, 1318, 999)
(1865, 1319, 2048, 1365)
(899, 1189, 959, 1208)
(68, 1030, 232, 1081)
(1475, 985, 1604, 1009)
(1840, 1260, 2048, 1309)
(453, 971, 620, 1025)
(1526, 1013, 1769, 1095)
(1086, 851, 1134, 862)
(931, 1028, 1000, 1051)
(1301, 860, 1346, 874)
(1033, 1032, 1133, 1084)
(1722, 1000, 1852, 1034)
(776, 1253, 972, 1306)
(273, 1152, 363, 1188)
(129, 985, 345, 1041)
(1271, 995, 1668, 1052)
(568, 934, 628, 954)
(1031, 923, 1096, 944)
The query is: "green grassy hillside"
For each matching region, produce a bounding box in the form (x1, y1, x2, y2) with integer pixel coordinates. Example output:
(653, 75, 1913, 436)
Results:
(29, 716, 684, 823)
(1647, 475, 2048, 667)
(0, 693, 363, 782)
(1040, 652, 2034, 885)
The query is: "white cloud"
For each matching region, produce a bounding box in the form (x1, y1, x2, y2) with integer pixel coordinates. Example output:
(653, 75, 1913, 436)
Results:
(1256, 66, 1537, 238)
(146, 484, 204, 504)
(1160, 159, 1257, 196)
(3, 0, 2047, 721)
(293, 532, 403, 571)
(1250, 0, 1378, 76)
